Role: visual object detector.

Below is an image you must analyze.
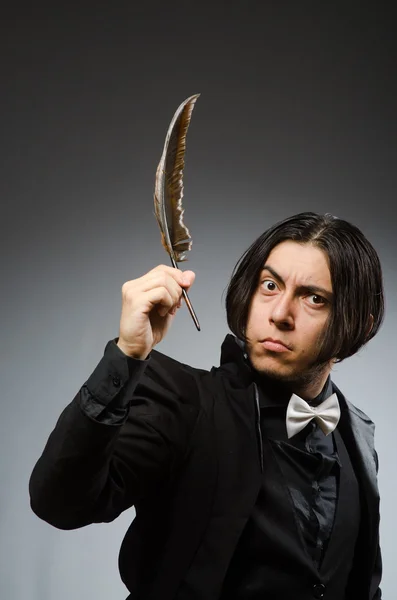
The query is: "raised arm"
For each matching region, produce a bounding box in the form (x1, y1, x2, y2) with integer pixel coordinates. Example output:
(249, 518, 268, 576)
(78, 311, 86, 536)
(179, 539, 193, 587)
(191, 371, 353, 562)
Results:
(29, 266, 197, 529)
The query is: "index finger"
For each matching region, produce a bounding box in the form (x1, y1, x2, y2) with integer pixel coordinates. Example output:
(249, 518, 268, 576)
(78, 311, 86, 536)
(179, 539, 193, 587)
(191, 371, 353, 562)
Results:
(150, 264, 195, 287)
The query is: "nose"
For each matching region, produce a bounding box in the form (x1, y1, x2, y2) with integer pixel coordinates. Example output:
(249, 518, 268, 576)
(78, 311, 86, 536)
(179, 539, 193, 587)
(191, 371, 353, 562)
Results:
(269, 293, 295, 330)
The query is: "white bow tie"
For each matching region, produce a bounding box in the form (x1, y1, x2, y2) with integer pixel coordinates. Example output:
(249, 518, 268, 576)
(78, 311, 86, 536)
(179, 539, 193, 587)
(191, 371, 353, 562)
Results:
(286, 392, 340, 439)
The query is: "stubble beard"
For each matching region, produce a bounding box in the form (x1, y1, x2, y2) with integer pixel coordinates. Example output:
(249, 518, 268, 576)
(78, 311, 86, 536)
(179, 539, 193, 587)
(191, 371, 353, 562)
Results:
(249, 350, 332, 396)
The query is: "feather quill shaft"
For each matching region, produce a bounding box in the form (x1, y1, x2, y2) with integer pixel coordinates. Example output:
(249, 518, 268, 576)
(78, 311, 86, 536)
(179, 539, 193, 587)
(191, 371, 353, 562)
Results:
(154, 94, 200, 330)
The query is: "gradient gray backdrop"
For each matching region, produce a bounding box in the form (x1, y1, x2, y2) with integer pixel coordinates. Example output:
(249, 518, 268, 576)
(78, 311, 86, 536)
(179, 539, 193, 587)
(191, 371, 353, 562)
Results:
(1, 3, 396, 599)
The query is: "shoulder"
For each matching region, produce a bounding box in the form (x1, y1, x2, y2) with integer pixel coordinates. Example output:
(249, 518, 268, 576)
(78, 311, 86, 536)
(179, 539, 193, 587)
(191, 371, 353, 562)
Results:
(137, 348, 212, 410)
(148, 348, 210, 384)
(332, 380, 376, 427)
(332, 381, 378, 469)
(345, 399, 376, 429)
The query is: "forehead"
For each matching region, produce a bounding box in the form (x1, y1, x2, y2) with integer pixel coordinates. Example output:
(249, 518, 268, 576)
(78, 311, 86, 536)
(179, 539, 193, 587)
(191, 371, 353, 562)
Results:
(264, 240, 331, 286)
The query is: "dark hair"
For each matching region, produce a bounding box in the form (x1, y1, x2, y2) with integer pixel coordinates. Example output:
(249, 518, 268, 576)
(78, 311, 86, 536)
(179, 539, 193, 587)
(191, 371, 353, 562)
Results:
(225, 212, 384, 363)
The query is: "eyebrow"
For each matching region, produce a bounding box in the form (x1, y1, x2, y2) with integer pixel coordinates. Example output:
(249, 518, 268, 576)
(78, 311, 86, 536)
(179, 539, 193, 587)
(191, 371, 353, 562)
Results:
(261, 264, 334, 301)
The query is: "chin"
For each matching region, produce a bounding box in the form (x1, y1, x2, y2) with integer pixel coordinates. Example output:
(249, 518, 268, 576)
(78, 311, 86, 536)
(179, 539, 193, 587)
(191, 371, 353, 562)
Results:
(252, 353, 331, 388)
(250, 355, 298, 382)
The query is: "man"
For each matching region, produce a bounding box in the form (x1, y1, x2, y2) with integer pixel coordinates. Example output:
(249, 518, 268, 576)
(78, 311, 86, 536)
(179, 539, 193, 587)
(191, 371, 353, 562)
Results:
(29, 212, 383, 599)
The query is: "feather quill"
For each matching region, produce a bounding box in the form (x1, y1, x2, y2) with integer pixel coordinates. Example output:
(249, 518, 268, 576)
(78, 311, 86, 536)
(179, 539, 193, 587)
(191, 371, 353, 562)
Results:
(154, 94, 201, 330)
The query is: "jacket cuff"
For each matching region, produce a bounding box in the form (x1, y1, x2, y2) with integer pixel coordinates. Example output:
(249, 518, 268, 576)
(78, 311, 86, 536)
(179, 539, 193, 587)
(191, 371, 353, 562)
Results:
(84, 338, 151, 408)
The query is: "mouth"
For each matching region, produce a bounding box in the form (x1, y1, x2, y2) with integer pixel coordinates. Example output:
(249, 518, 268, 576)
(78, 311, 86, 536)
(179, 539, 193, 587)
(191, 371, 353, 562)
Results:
(261, 338, 292, 353)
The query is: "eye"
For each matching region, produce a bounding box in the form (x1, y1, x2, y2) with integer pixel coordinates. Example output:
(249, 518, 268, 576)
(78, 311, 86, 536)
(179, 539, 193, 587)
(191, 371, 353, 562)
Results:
(262, 279, 278, 292)
(307, 294, 326, 306)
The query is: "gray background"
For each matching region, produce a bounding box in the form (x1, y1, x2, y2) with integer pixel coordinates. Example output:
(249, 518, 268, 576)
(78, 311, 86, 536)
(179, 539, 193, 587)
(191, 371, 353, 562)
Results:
(1, 3, 396, 598)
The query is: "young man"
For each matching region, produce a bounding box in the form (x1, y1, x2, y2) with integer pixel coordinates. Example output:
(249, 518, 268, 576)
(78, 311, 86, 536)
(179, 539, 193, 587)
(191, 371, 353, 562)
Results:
(30, 212, 384, 599)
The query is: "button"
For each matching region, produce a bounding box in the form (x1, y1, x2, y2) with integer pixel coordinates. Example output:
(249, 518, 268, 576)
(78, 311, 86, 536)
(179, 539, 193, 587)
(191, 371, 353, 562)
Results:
(112, 376, 121, 387)
(312, 583, 325, 598)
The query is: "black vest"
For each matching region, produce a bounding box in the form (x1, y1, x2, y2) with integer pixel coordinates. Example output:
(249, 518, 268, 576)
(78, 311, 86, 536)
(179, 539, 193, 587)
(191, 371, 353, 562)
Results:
(220, 428, 361, 599)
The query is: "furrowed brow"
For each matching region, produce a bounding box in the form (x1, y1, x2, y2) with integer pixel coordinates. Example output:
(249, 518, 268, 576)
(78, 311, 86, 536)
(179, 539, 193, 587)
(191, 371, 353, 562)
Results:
(261, 265, 333, 301)
(261, 265, 284, 284)
(297, 285, 334, 301)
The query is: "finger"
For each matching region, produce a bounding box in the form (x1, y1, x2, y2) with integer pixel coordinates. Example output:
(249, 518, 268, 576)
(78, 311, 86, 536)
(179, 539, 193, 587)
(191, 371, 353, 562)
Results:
(144, 287, 175, 317)
(150, 265, 196, 288)
(123, 268, 195, 306)
(129, 272, 181, 303)
(181, 270, 196, 287)
(149, 265, 187, 285)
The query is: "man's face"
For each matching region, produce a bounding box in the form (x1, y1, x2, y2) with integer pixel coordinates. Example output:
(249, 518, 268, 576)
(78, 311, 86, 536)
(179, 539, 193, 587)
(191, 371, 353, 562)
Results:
(245, 240, 334, 382)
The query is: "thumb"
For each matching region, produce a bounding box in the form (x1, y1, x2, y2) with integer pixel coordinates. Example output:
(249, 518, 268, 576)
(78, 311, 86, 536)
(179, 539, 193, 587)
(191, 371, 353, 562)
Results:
(181, 270, 196, 287)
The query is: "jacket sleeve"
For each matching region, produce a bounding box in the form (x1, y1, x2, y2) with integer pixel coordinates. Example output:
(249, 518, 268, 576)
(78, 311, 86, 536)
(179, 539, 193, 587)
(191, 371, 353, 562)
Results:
(79, 338, 151, 423)
(370, 449, 382, 599)
(370, 542, 382, 599)
(29, 340, 199, 530)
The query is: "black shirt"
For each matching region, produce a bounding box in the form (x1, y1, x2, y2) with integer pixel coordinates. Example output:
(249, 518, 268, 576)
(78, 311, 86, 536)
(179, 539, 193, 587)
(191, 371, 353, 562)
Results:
(255, 374, 340, 567)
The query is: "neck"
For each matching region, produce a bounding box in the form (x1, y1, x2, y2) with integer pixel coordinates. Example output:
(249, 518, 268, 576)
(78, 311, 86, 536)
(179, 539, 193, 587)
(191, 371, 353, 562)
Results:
(291, 367, 331, 401)
(252, 362, 332, 403)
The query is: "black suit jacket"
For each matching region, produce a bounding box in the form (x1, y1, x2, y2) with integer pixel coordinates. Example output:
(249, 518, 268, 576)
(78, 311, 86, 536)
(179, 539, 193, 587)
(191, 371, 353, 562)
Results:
(334, 382, 382, 599)
(29, 334, 382, 599)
